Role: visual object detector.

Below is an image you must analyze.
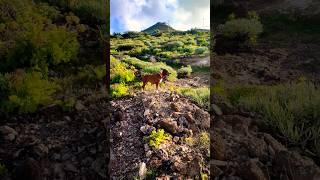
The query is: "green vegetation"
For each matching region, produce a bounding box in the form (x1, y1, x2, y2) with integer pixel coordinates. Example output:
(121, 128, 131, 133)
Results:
(178, 65, 192, 78)
(0, 163, 8, 178)
(77, 64, 106, 85)
(198, 132, 210, 151)
(217, 15, 263, 46)
(123, 57, 177, 81)
(145, 129, 171, 149)
(111, 30, 209, 59)
(177, 87, 210, 110)
(0, 70, 60, 113)
(110, 83, 129, 98)
(0, 0, 106, 113)
(110, 56, 135, 84)
(227, 81, 320, 157)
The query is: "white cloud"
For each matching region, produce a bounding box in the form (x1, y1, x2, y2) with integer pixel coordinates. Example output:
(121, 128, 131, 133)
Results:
(110, 0, 210, 33)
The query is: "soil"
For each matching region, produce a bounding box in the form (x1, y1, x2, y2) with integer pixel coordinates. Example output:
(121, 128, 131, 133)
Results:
(0, 99, 109, 180)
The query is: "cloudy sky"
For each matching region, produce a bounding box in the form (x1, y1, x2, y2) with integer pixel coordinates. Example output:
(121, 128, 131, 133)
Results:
(110, 0, 210, 33)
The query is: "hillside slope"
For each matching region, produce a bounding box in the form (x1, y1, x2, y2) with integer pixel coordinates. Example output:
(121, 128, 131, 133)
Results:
(142, 22, 176, 34)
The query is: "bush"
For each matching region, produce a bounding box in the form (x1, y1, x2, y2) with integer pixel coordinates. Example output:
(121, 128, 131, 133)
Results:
(77, 64, 106, 85)
(164, 41, 184, 51)
(110, 56, 135, 83)
(0, 163, 8, 178)
(195, 47, 208, 55)
(144, 129, 171, 149)
(183, 45, 196, 54)
(232, 82, 320, 156)
(178, 65, 192, 78)
(217, 18, 263, 45)
(177, 87, 210, 109)
(41, 0, 106, 23)
(1, 70, 59, 113)
(0, 1, 79, 72)
(110, 83, 129, 98)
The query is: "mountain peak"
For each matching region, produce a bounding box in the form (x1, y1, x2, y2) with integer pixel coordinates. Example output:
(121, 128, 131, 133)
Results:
(142, 22, 175, 34)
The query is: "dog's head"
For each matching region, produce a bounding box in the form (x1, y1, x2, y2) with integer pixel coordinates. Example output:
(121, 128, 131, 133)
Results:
(160, 68, 170, 79)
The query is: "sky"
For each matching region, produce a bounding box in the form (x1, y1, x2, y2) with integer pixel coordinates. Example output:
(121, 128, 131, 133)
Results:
(110, 0, 210, 33)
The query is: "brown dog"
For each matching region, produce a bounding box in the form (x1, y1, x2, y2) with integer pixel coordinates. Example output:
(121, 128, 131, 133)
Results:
(142, 69, 170, 90)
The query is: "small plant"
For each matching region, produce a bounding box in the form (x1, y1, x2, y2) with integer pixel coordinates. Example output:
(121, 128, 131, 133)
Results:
(60, 97, 76, 111)
(78, 64, 106, 85)
(145, 129, 171, 149)
(110, 83, 129, 98)
(164, 41, 184, 51)
(178, 65, 192, 78)
(185, 136, 194, 146)
(198, 132, 210, 150)
(195, 47, 208, 55)
(0, 163, 8, 177)
(201, 173, 209, 180)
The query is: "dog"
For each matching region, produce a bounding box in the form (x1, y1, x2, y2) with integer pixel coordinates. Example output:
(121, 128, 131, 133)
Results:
(142, 68, 170, 90)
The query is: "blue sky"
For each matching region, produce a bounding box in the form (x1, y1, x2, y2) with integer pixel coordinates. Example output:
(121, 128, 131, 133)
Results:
(110, 0, 210, 33)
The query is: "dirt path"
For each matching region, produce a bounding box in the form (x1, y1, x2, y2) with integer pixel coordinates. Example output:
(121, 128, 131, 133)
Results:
(109, 97, 145, 179)
(180, 56, 210, 67)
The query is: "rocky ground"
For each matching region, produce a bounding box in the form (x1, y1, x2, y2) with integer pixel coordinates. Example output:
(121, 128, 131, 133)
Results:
(211, 96, 320, 179)
(110, 89, 210, 179)
(211, 42, 320, 179)
(212, 43, 320, 86)
(0, 99, 109, 180)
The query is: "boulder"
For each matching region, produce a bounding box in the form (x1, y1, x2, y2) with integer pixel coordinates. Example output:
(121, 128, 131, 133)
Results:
(158, 118, 181, 134)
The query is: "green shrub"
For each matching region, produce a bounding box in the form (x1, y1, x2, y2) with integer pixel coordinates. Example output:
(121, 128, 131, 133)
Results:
(77, 64, 106, 85)
(177, 87, 210, 109)
(164, 41, 184, 51)
(1, 70, 59, 113)
(0, 163, 8, 178)
(0, 0, 79, 72)
(227, 85, 260, 105)
(110, 56, 135, 83)
(217, 18, 263, 45)
(144, 129, 171, 149)
(198, 131, 210, 151)
(233, 82, 320, 156)
(59, 96, 76, 111)
(195, 47, 208, 55)
(122, 57, 150, 69)
(42, 0, 106, 22)
(178, 65, 192, 78)
(183, 45, 196, 54)
(110, 83, 129, 98)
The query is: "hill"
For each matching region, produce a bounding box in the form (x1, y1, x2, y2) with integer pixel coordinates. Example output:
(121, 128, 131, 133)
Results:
(142, 22, 176, 34)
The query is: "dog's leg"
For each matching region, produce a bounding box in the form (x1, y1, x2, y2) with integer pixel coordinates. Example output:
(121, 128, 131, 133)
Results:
(142, 82, 146, 91)
(156, 83, 159, 93)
